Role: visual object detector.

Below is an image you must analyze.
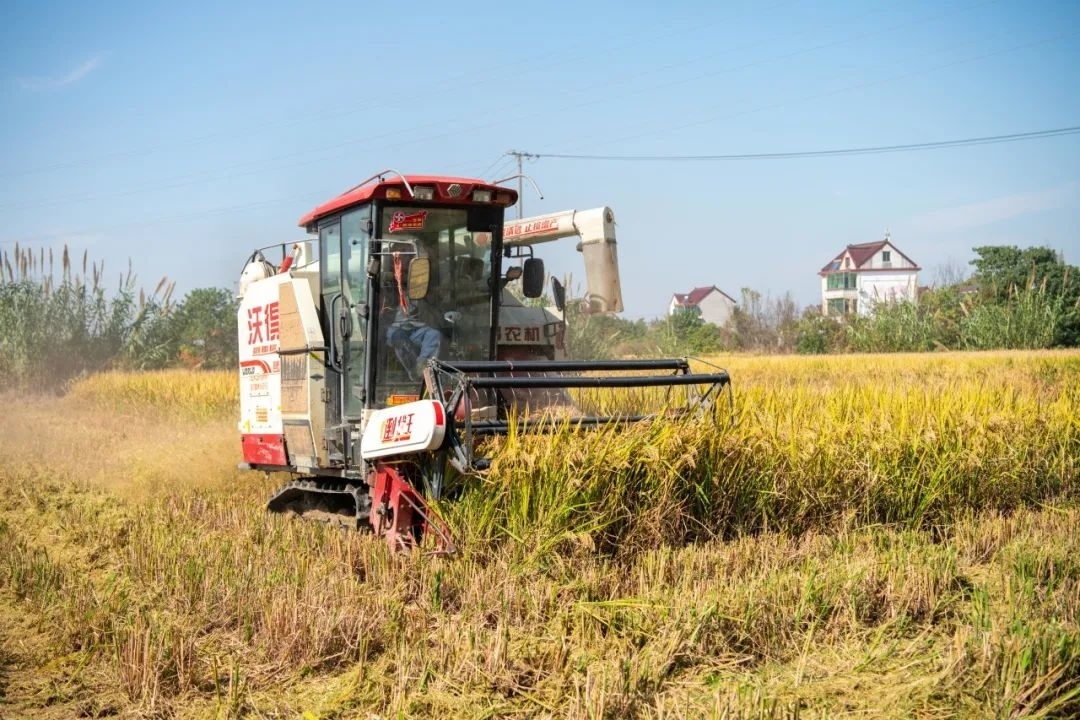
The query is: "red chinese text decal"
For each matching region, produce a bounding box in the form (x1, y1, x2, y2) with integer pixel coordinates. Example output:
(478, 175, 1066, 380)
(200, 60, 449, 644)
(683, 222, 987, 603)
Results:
(247, 301, 280, 347)
(381, 412, 415, 443)
(505, 217, 559, 239)
(388, 210, 427, 233)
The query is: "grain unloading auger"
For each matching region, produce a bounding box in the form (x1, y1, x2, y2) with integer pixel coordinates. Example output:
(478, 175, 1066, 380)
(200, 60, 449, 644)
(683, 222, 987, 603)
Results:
(237, 172, 730, 552)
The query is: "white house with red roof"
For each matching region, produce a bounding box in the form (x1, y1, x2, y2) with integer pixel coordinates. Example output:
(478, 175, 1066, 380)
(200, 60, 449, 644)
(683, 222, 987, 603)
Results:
(819, 234, 920, 316)
(668, 285, 737, 326)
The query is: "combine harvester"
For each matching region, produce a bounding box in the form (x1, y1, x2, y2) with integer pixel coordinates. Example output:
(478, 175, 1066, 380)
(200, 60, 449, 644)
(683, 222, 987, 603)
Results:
(237, 171, 730, 551)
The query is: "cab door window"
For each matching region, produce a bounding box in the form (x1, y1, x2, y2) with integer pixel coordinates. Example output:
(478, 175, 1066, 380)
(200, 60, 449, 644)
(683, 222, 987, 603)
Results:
(318, 221, 345, 457)
(342, 206, 371, 417)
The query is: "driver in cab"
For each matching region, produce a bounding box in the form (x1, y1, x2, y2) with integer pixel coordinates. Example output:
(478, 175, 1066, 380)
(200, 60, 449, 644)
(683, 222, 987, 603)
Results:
(385, 240, 447, 381)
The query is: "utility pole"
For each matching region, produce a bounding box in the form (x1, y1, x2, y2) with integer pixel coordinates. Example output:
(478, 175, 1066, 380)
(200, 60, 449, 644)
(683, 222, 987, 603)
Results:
(506, 150, 538, 218)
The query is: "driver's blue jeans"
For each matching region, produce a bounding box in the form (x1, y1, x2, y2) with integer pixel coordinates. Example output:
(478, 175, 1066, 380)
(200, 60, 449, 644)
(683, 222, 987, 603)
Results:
(387, 324, 446, 379)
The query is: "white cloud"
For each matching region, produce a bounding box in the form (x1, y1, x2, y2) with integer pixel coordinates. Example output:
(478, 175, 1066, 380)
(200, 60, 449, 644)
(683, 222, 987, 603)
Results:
(911, 183, 1079, 233)
(17, 53, 105, 91)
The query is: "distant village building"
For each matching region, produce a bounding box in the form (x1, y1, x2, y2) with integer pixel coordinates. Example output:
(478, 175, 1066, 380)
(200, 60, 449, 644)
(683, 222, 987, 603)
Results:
(668, 285, 737, 326)
(819, 235, 920, 316)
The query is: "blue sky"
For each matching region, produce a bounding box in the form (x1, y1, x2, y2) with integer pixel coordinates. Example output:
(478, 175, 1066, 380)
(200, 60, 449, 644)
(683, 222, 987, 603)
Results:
(1, 0, 1078, 319)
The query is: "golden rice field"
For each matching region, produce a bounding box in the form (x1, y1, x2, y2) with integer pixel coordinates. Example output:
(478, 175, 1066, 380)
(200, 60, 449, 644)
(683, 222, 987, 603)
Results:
(1, 350, 1078, 719)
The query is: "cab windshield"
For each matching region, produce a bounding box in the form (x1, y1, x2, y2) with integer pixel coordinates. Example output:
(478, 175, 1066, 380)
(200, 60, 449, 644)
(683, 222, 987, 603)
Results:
(372, 206, 495, 406)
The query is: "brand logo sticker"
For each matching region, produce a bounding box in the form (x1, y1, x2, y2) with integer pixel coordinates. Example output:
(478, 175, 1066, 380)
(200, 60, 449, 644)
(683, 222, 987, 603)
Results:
(388, 210, 427, 233)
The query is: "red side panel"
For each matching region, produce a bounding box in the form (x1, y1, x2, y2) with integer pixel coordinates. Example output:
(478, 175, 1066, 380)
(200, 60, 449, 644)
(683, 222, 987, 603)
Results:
(242, 434, 288, 466)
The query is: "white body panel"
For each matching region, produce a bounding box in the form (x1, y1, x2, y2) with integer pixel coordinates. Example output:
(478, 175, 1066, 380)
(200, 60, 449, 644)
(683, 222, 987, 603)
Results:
(276, 269, 327, 469)
(505, 210, 593, 245)
(360, 400, 447, 459)
(504, 207, 622, 314)
(238, 273, 286, 436)
(238, 263, 325, 462)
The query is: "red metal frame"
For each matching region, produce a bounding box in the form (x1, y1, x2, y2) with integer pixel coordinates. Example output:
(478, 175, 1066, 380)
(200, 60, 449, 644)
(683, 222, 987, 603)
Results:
(299, 175, 518, 228)
(367, 464, 456, 554)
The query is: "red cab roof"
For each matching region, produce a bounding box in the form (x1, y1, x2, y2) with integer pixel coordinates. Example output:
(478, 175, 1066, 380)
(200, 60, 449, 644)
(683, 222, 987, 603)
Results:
(298, 174, 518, 228)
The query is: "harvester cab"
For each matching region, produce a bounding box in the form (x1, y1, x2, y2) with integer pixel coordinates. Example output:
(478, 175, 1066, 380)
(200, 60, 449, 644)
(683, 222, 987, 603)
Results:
(237, 171, 730, 552)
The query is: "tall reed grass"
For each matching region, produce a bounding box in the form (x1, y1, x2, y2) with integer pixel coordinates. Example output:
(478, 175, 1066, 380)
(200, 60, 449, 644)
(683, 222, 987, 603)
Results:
(0, 244, 175, 390)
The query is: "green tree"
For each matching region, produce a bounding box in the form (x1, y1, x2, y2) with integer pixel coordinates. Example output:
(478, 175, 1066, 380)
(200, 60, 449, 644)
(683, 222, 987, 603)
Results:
(658, 306, 723, 355)
(794, 311, 847, 354)
(971, 246, 1061, 300)
(170, 287, 239, 369)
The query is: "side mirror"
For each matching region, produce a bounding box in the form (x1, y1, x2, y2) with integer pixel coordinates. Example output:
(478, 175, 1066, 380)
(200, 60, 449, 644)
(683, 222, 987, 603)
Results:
(407, 256, 431, 300)
(522, 257, 544, 298)
(551, 277, 566, 312)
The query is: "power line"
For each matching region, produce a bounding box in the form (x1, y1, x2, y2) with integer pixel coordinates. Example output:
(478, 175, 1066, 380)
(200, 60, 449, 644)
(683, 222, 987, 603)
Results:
(525, 0, 1006, 155)
(0, 2, 796, 181)
(0, 0, 1009, 214)
(6, 124, 1074, 247)
(4, 123, 1074, 248)
(2, 12, 1070, 238)
(547, 27, 1077, 156)
(0, 0, 972, 204)
(532, 125, 1080, 162)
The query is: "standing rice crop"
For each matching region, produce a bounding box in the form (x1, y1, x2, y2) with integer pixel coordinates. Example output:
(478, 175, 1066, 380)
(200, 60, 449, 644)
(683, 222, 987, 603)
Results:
(1, 350, 1078, 718)
(449, 351, 1079, 558)
(70, 369, 237, 418)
